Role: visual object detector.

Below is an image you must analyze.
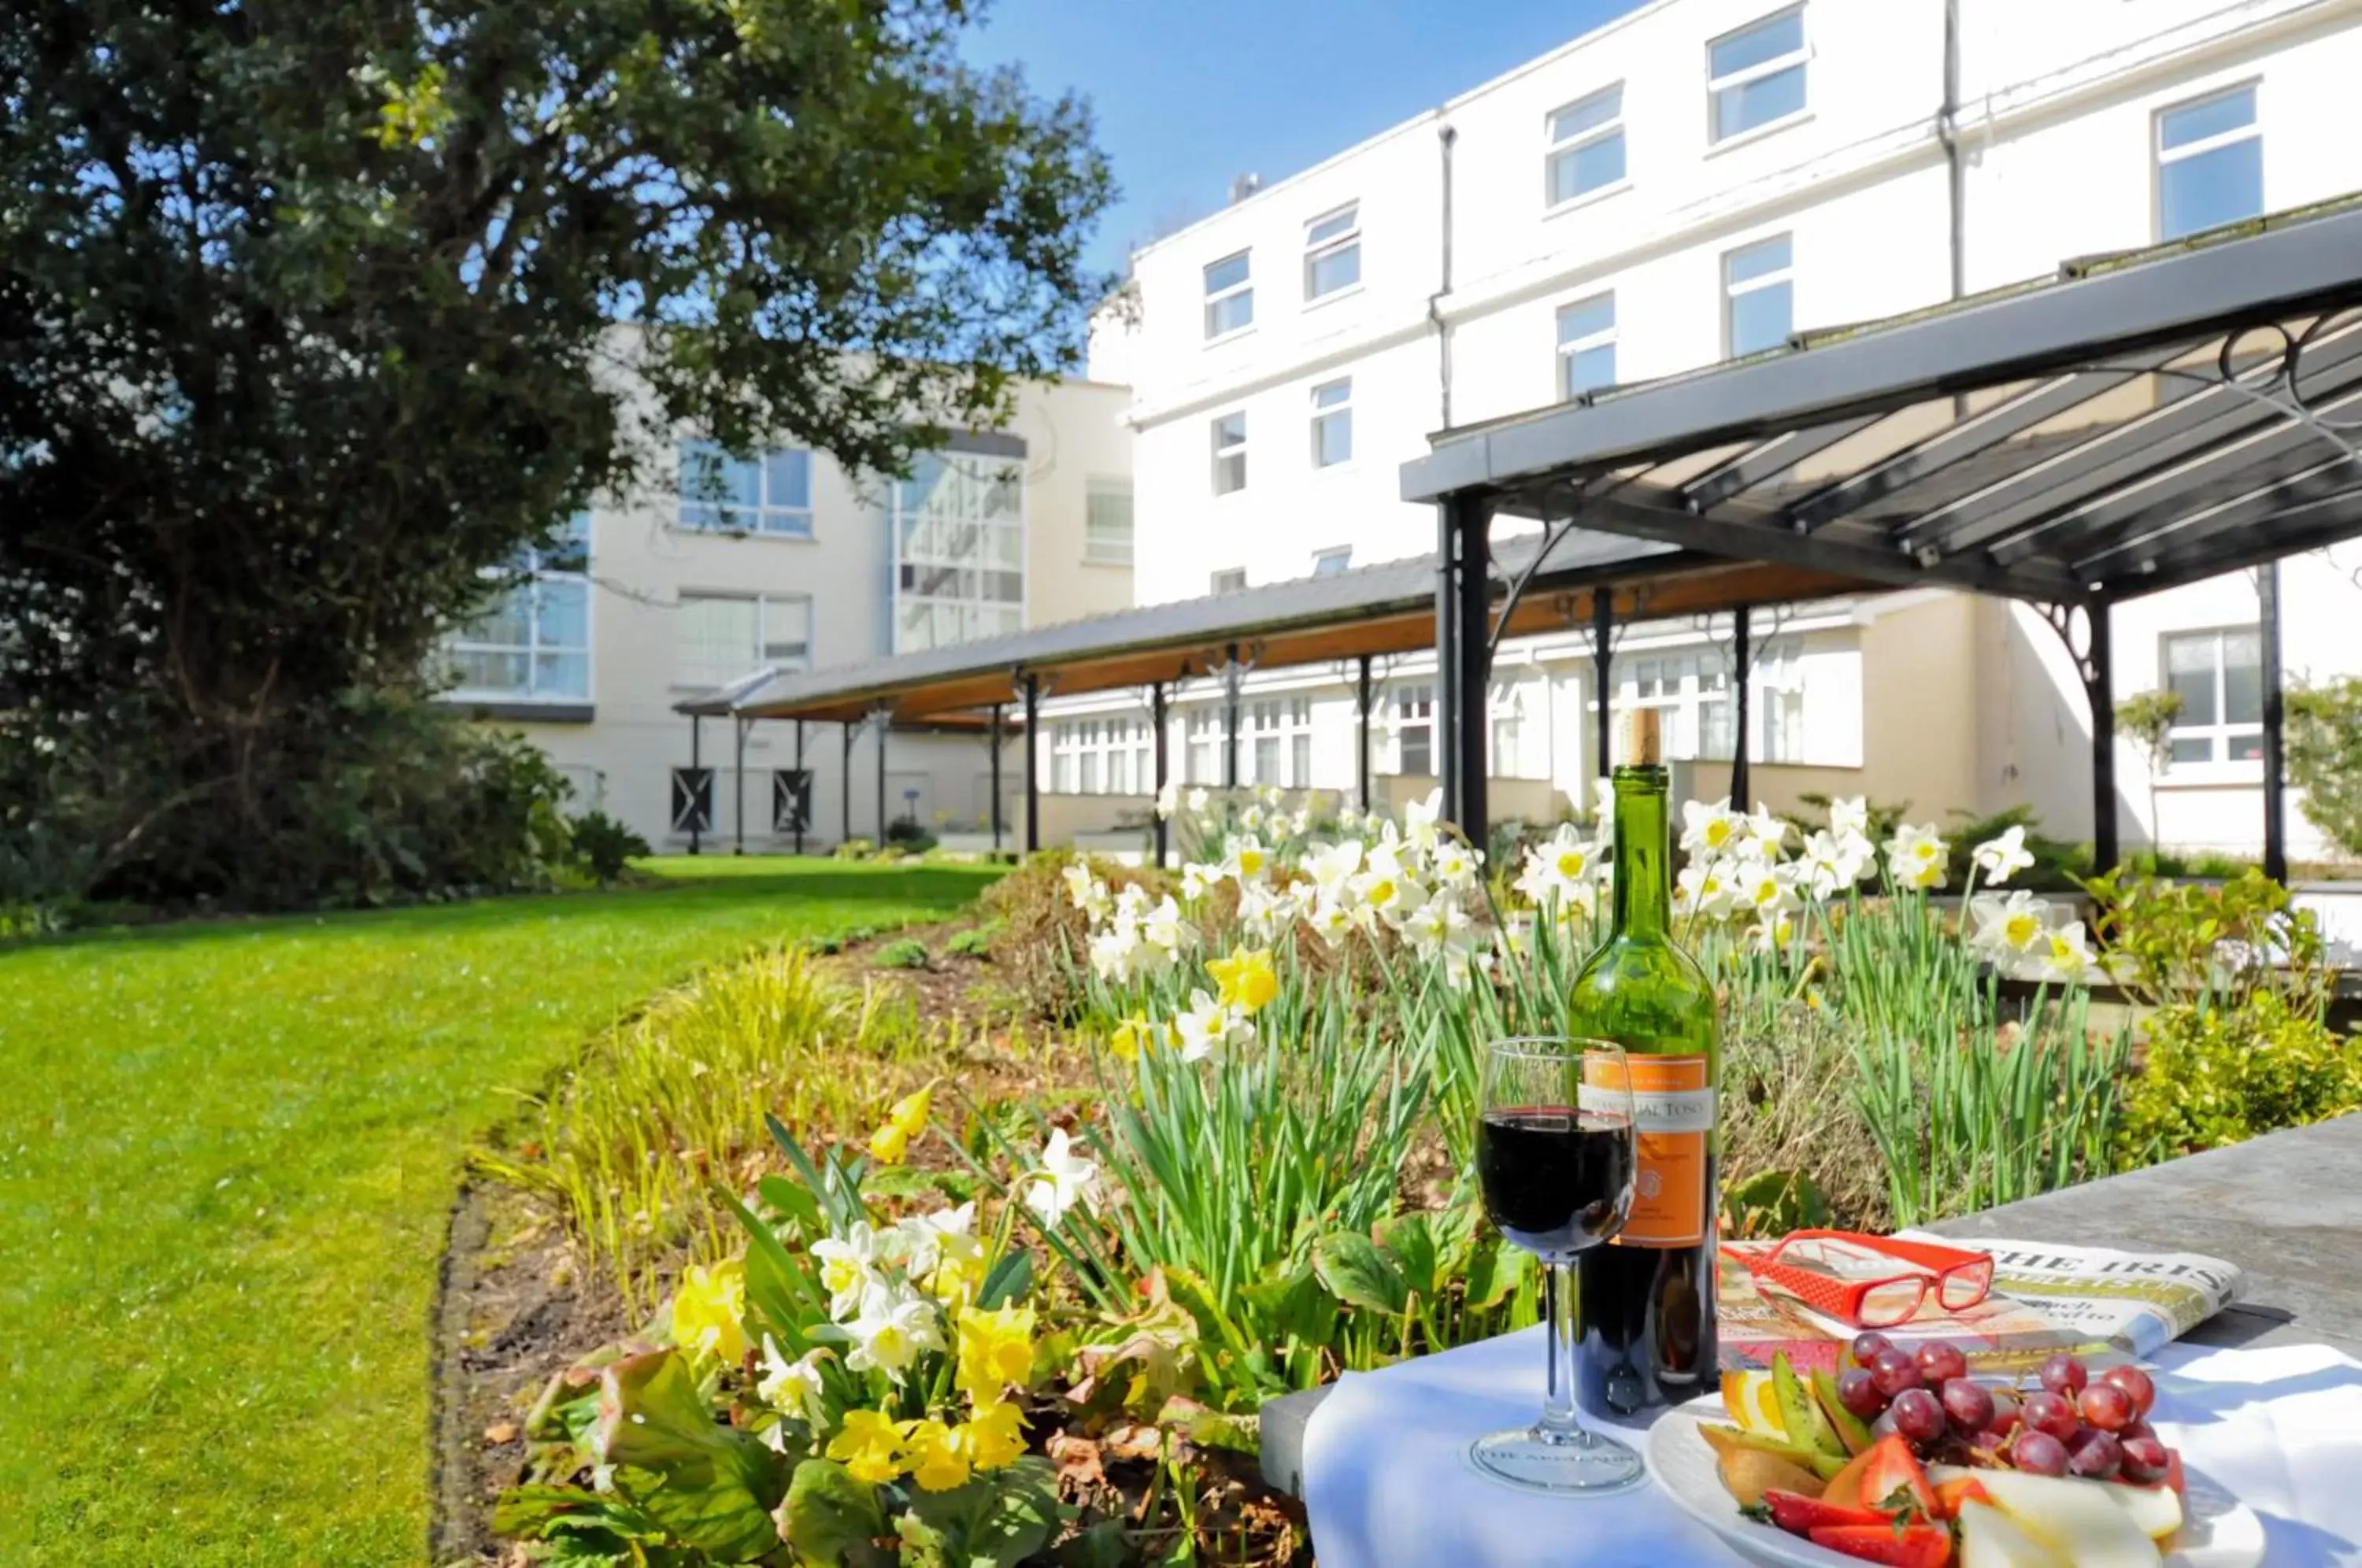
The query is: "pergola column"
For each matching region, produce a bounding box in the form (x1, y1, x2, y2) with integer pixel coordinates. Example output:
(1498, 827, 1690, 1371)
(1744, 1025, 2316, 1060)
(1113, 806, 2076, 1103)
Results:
(1591, 590, 1615, 803)
(733, 716, 749, 855)
(1730, 605, 1752, 808)
(873, 711, 888, 843)
(1023, 673, 1040, 854)
(2260, 560, 2288, 884)
(1221, 642, 1242, 790)
(1435, 492, 1493, 844)
(792, 719, 805, 856)
(840, 722, 853, 847)
(2087, 603, 2120, 875)
(1355, 653, 1375, 812)
(988, 704, 1005, 854)
(1150, 681, 1170, 867)
(689, 715, 704, 856)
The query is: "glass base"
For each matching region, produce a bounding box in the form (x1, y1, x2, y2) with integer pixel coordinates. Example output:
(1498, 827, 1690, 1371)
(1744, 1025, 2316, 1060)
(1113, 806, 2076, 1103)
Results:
(1469, 1422, 1646, 1495)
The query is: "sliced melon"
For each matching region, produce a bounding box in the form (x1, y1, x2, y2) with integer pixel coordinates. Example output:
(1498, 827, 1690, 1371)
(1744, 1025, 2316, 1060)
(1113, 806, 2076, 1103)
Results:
(1967, 1467, 2163, 1567)
(1958, 1500, 2065, 1568)
(1929, 1466, 2181, 1544)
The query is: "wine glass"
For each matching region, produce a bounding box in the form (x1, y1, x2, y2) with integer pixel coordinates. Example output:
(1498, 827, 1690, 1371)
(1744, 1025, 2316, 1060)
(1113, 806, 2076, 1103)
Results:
(1470, 1035, 1645, 1494)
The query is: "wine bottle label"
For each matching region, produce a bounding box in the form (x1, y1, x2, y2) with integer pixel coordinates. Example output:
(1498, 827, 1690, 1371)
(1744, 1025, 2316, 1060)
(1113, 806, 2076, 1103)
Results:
(1580, 1052, 1713, 1247)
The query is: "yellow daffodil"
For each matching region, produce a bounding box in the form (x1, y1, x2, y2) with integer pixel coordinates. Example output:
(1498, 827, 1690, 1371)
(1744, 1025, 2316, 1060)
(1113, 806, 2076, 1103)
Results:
(1109, 1012, 1160, 1062)
(927, 1250, 988, 1313)
(901, 1417, 972, 1492)
(669, 1258, 750, 1366)
(887, 1085, 932, 1139)
(960, 1398, 1029, 1471)
(868, 1121, 910, 1166)
(956, 1303, 1038, 1398)
(1206, 945, 1279, 1015)
(825, 1408, 905, 1485)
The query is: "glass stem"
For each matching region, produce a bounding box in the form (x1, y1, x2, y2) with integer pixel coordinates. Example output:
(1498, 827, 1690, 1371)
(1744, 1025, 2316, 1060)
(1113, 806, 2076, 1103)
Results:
(1541, 1262, 1585, 1439)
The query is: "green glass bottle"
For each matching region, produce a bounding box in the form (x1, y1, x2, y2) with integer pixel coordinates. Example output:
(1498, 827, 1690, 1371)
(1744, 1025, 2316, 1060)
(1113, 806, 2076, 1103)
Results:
(1572, 710, 1721, 1415)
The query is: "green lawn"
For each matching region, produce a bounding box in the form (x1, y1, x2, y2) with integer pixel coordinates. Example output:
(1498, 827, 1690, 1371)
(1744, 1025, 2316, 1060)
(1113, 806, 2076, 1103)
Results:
(0, 858, 996, 1566)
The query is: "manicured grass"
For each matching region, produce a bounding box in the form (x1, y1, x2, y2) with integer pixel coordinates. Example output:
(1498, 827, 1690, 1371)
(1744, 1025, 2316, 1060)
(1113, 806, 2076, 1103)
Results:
(0, 859, 996, 1567)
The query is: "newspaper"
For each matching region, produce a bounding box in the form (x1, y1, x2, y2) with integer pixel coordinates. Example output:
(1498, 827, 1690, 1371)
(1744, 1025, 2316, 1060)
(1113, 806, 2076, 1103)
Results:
(1717, 1233, 2243, 1378)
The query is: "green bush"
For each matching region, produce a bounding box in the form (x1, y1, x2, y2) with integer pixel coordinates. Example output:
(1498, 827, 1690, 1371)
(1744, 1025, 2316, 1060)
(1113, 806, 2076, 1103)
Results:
(946, 926, 994, 959)
(875, 937, 930, 969)
(569, 809, 650, 884)
(2120, 990, 2362, 1163)
(2288, 676, 2362, 860)
(831, 838, 876, 860)
(1942, 804, 2082, 890)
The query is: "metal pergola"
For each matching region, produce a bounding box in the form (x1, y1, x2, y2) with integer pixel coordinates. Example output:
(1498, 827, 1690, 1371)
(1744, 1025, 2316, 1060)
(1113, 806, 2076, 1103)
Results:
(1404, 198, 2362, 878)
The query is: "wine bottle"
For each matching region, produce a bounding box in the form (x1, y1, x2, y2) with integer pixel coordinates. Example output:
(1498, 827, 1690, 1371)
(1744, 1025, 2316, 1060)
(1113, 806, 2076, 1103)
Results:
(1571, 709, 1721, 1416)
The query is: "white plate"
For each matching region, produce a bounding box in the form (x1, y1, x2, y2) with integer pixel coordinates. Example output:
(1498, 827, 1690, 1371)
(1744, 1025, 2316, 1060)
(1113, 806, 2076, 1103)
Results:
(1644, 1393, 2266, 1568)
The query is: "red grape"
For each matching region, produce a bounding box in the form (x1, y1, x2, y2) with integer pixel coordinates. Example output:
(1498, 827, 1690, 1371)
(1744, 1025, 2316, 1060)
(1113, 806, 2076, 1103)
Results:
(2039, 1352, 2090, 1397)
(2101, 1365, 2157, 1417)
(2120, 1434, 2172, 1484)
(1941, 1378, 1996, 1433)
(1986, 1390, 2022, 1433)
(1971, 1425, 2014, 1454)
(1851, 1331, 1894, 1368)
(1870, 1408, 1901, 1442)
(2079, 1384, 2137, 1433)
(2022, 1390, 2081, 1443)
(1870, 1347, 1925, 1398)
(2012, 1429, 2070, 1477)
(2068, 1427, 2124, 1481)
(1916, 1342, 1969, 1385)
(1891, 1387, 1947, 1447)
(2120, 1417, 2157, 1446)
(1838, 1367, 1886, 1421)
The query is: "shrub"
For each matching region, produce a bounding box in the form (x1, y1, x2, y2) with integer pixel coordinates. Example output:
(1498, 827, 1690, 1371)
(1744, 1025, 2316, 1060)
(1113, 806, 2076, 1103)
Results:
(2288, 675, 2362, 860)
(2086, 865, 2331, 1014)
(946, 926, 994, 959)
(883, 814, 932, 846)
(831, 837, 876, 860)
(979, 849, 1171, 1022)
(569, 809, 650, 884)
(2120, 990, 2362, 1163)
(1942, 804, 2081, 891)
(875, 937, 930, 969)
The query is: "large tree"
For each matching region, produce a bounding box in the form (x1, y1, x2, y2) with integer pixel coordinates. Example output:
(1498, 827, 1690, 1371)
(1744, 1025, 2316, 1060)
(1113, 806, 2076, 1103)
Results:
(0, 0, 1111, 904)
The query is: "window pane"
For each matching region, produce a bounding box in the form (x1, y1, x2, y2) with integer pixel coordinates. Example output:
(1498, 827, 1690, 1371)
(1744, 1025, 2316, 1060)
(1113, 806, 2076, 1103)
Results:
(535, 579, 588, 646)
(1558, 294, 1615, 344)
(1563, 342, 1616, 400)
(1206, 253, 1249, 294)
(1308, 242, 1361, 297)
(2164, 635, 2219, 726)
(1400, 726, 1431, 777)
(535, 651, 590, 699)
(1314, 549, 1352, 577)
(1727, 235, 1793, 283)
(1214, 412, 1246, 447)
(1550, 87, 1622, 143)
(461, 587, 531, 649)
(1715, 64, 1808, 140)
(1314, 409, 1352, 467)
(1728, 280, 1794, 357)
(2160, 87, 2256, 151)
(1312, 379, 1351, 409)
(2160, 139, 2263, 240)
(765, 449, 810, 510)
(454, 649, 528, 693)
(2169, 735, 2215, 764)
(1254, 736, 1280, 782)
(1292, 734, 1312, 786)
(1711, 11, 1805, 79)
(1307, 206, 1357, 246)
(1206, 292, 1254, 336)
(2221, 630, 2262, 723)
(678, 597, 760, 688)
(1550, 132, 1627, 203)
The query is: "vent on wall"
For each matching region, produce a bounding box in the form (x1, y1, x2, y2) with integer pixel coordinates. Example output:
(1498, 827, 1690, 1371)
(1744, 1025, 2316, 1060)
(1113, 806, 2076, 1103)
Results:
(1229, 172, 1261, 205)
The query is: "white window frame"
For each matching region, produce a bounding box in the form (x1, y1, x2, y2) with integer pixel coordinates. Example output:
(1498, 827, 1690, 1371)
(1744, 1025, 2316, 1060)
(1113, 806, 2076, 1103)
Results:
(1312, 545, 1353, 578)
(1612, 649, 1731, 764)
(1545, 84, 1627, 210)
(1185, 706, 1226, 784)
(672, 590, 814, 693)
(1487, 679, 1546, 780)
(1557, 292, 1618, 401)
(1310, 378, 1353, 468)
(1083, 475, 1134, 566)
(1203, 250, 1254, 341)
(2154, 83, 2262, 242)
(2161, 627, 2264, 769)
(1051, 717, 1154, 796)
(890, 453, 1026, 654)
(446, 514, 595, 704)
(1209, 566, 1246, 595)
(1242, 696, 1316, 789)
(1753, 638, 1807, 764)
(676, 443, 814, 538)
(1723, 234, 1795, 360)
(1302, 202, 1362, 303)
(1390, 682, 1435, 778)
(1707, 6, 1810, 146)
(1211, 412, 1248, 496)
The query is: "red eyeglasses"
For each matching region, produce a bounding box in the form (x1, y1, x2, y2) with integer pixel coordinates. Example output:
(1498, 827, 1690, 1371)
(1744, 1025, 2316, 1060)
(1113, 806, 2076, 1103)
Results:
(1726, 1230, 1997, 1329)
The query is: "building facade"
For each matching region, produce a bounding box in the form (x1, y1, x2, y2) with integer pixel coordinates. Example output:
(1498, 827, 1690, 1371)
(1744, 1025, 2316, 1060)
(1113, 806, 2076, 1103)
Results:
(1069, 0, 2362, 860)
(442, 375, 1135, 850)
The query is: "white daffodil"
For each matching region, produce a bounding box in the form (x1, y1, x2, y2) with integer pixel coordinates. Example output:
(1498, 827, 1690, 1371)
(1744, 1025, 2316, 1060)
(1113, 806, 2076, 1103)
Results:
(1733, 858, 1796, 918)
(894, 1202, 979, 1281)
(1238, 802, 1264, 831)
(1971, 824, 2036, 886)
(811, 1222, 887, 1320)
(1680, 797, 1747, 858)
(1884, 823, 1950, 891)
(1967, 892, 2047, 964)
(1745, 804, 1790, 856)
(1235, 882, 1292, 945)
(1305, 838, 1364, 900)
(1224, 836, 1271, 885)
(2033, 919, 2097, 983)
(1140, 894, 1189, 960)
(1173, 987, 1249, 1061)
(1025, 1128, 1101, 1226)
(1403, 788, 1445, 854)
(1399, 889, 1476, 965)
(1746, 910, 1798, 954)
(1289, 807, 1312, 837)
(1088, 917, 1145, 983)
(1793, 830, 1851, 900)
(1830, 797, 1871, 838)
(1430, 838, 1481, 888)
(1590, 782, 1614, 830)
(1186, 786, 1210, 816)
(843, 1279, 943, 1380)
(1061, 862, 1111, 921)
(757, 1337, 828, 1426)
(1351, 859, 1426, 931)
(1306, 897, 1353, 947)
(1676, 859, 1738, 920)
(1154, 777, 1180, 821)
(1179, 861, 1220, 902)
(1261, 784, 1286, 808)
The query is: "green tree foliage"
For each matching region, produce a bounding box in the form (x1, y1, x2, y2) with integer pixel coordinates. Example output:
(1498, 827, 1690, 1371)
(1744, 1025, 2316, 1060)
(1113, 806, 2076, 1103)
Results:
(0, 2, 1112, 907)
(2287, 676, 2362, 860)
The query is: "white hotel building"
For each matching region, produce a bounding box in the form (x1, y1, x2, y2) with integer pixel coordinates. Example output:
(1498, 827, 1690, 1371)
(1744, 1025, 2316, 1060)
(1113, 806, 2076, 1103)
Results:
(1052, 0, 2362, 859)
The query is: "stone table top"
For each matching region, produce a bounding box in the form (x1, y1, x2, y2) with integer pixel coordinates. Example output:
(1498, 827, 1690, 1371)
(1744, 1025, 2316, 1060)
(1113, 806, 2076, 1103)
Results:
(1257, 1113, 2362, 1496)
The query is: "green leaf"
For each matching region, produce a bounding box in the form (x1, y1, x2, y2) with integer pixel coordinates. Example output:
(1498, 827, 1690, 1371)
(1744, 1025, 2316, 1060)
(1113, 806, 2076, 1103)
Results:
(1461, 1237, 1531, 1312)
(1373, 1212, 1442, 1300)
(780, 1458, 894, 1568)
(1311, 1231, 1409, 1316)
(757, 1171, 824, 1241)
(591, 1350, 788, 1560)
(719, 1185, 821, 1348)
(977, 1248, 1033, 1310)
(1053, 1518, 1132, 1568)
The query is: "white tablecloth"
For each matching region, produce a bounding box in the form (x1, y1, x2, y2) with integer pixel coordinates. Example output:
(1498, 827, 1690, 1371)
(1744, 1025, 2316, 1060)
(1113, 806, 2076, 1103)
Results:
(1301, 1329, 2362, 1566)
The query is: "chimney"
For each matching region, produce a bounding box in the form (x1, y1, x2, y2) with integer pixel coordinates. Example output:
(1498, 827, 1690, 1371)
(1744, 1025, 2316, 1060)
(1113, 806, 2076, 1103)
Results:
(1228, 172, 1262, 205)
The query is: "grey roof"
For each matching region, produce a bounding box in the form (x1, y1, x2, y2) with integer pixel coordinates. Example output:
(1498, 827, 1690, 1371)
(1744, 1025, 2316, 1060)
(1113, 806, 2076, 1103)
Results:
(1402, 198, 2362, 605)
(679, 528, 1716, 720)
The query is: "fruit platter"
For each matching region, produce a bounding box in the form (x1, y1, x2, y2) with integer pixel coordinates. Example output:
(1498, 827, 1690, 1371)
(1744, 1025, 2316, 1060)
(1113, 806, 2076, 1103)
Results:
(1647, 1341, 2264, 1567)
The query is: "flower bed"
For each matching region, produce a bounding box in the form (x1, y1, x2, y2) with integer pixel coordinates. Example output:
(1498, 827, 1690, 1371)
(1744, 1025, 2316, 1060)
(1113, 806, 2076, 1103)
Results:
(480, 789, 2361, 1566)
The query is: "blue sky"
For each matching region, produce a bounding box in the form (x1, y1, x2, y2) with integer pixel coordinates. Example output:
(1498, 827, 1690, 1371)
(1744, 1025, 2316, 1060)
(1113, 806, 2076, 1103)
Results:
(963, 0, 1648, 276)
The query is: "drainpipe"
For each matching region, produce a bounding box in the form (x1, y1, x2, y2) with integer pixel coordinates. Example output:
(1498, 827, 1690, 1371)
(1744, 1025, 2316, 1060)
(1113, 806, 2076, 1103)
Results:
(1429, 123, 1458, 429)
(1939, 0, 1966, 305)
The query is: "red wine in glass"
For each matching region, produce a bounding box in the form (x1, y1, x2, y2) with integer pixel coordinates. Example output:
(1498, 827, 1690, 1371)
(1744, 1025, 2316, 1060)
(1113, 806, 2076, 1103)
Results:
(1477, 1107, 1635, 1261)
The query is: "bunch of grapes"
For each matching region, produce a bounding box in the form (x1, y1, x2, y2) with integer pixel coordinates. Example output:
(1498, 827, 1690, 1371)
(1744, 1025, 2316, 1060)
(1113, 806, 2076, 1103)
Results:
(1835, 1337, 2172, 1484)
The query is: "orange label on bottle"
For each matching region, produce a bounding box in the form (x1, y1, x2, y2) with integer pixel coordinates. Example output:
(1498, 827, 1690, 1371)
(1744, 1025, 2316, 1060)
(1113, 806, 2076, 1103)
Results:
(1581, 1052, 1713, 1248)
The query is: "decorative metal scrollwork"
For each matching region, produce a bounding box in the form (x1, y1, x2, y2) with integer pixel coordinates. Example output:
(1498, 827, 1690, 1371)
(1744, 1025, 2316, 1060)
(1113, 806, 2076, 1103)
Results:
(2156, 311, 2362, 468)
